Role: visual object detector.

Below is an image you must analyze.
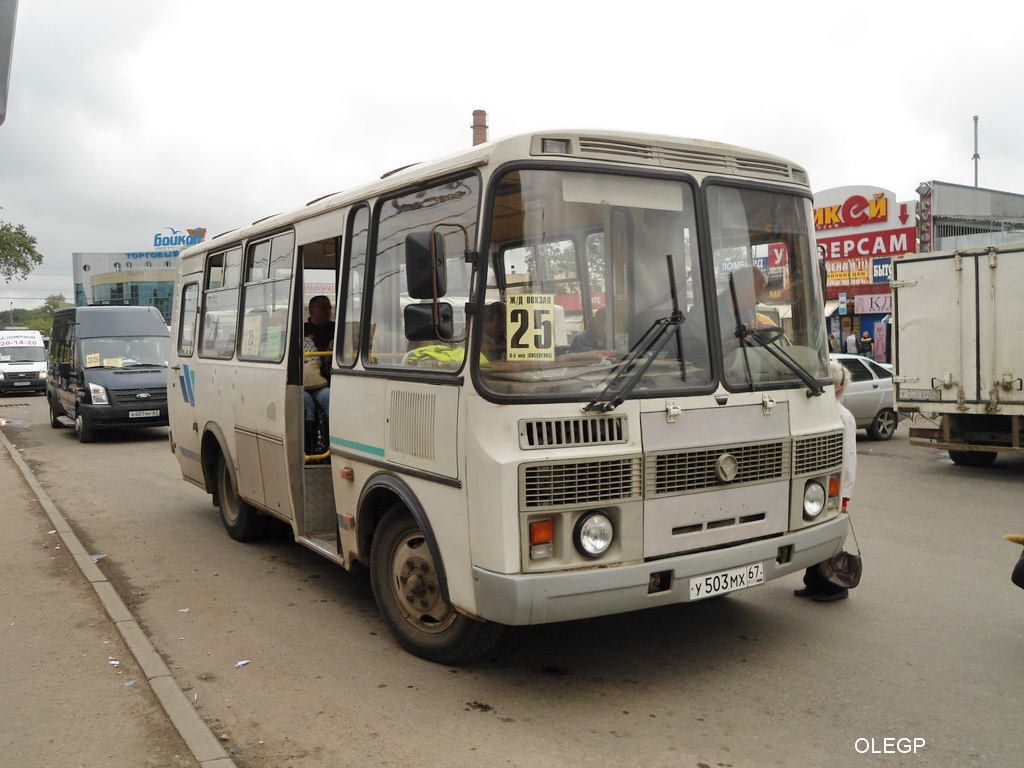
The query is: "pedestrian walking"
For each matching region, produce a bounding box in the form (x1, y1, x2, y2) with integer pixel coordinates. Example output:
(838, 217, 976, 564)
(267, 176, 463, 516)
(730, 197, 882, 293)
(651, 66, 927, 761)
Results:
(794, 359, 858, 602)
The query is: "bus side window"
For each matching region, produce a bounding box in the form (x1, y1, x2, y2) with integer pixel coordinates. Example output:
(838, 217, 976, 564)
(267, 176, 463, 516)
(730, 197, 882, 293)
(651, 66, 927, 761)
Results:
(177, 282, 199, 357)
(368, 177, 479, 369)
(339, 206, 369, 366)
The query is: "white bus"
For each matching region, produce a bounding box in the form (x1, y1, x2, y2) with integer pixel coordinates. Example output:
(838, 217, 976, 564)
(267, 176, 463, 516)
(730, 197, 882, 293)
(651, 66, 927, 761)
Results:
(169, 129, 847, 663)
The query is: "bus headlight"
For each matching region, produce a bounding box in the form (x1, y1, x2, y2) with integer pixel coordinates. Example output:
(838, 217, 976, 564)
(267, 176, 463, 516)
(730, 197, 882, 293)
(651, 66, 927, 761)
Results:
(573, 511, 613, 558)
(803, 481, 826, 520)
(88, 382, 109, 405)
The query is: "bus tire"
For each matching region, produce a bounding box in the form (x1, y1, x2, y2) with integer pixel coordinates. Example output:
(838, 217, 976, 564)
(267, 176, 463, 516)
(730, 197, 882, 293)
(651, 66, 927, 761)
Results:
(948, 449, 998, 467)
(215, 454, 267, 541)
(370, 506, 503, 664)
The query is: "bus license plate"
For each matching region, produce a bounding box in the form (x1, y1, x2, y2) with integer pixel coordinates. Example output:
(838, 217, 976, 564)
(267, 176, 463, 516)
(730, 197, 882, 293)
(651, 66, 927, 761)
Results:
(129, 409, 160, 418)
(690, 562, 765, 600)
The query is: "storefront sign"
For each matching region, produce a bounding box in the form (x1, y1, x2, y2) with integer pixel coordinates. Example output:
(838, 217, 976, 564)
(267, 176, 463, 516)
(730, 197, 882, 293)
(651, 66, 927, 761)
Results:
(817, 227, 915, 259)
(152, 226, 206, 250)
(854, 294, 892, 313)
(825, 257, 872, 286)
(872, 257, 892, 283)
(814, 191, 890, 231)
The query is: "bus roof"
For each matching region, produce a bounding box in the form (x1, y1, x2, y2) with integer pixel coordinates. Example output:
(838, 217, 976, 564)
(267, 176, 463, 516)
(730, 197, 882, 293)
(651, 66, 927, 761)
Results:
(183, 129, 809, 259)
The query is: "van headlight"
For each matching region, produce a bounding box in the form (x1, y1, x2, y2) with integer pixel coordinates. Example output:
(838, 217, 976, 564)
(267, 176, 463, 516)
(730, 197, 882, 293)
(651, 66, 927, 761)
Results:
(573, 511, 614, 558)
(88, 382, 109, 405)
(803, 481, 826, 520)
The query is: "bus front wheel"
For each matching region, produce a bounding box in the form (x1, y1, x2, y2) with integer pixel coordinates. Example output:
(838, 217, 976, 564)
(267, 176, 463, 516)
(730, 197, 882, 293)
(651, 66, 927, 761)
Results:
(215, 454, 267, 542)
(370, 507, 503, 664)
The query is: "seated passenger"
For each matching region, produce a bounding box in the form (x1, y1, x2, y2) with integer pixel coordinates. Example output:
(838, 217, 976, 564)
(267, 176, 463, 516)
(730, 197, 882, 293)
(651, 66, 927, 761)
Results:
(568, 307, 608, 353)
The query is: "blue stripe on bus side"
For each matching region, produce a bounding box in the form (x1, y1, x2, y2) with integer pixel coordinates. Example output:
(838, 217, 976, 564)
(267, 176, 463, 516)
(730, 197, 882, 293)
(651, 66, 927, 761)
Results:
(182, 364, 196, 406)
(330, 436, 385, 457)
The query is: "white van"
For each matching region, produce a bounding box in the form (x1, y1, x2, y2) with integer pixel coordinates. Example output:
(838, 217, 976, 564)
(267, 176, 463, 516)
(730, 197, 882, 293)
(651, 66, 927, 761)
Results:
(0, 329, 48, 395)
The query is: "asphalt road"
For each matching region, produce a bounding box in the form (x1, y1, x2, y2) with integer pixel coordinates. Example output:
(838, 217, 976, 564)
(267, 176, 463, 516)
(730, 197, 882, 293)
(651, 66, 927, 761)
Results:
(2, 395, 1021, 768)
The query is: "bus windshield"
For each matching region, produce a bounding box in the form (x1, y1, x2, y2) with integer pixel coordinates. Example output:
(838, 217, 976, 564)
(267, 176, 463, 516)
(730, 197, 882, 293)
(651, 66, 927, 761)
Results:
(476, 168, 829, 400)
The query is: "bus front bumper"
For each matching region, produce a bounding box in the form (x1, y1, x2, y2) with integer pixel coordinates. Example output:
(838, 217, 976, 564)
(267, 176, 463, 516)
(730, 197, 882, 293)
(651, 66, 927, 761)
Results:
(472, 514, 848, 626)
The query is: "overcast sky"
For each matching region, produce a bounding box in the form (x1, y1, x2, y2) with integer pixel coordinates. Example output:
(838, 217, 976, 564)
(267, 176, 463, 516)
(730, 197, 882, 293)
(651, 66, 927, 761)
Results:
(1, 0, 1021, 309)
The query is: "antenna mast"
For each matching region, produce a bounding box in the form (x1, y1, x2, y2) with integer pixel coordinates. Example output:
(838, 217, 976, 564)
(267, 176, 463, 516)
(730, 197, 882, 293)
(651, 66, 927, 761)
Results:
(972, 115, 980, 188)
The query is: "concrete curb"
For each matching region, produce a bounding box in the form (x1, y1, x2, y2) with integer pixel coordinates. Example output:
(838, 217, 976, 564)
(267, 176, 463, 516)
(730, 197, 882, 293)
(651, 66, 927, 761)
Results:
(0, 429, 237, 768)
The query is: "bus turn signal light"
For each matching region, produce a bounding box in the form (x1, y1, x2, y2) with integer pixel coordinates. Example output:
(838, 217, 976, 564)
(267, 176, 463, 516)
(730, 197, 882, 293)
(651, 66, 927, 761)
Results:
(529, 519, 554, 560)
(828, 474, 841, 498)
(530, 519, 553, 544)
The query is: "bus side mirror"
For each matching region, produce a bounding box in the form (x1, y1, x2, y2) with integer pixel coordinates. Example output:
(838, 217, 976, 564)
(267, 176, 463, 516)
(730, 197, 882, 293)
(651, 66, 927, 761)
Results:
(406, 231, 447, 299)
(57, 361, 71, 377)
(405, 302, 454, 342)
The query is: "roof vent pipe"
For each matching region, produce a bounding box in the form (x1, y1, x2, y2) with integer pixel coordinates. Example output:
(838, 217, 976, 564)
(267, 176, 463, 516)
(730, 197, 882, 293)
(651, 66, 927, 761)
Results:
(472, 110, 488, 146)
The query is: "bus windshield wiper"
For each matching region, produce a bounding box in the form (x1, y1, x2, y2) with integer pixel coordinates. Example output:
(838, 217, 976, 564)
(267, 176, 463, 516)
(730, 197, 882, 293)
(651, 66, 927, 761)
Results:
(582, 311, 683, 412)
(736, 323, 825, 397)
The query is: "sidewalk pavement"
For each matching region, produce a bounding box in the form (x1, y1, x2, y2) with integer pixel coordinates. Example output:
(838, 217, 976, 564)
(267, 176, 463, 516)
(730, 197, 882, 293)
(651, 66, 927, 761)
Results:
(0, 419, 236, 768)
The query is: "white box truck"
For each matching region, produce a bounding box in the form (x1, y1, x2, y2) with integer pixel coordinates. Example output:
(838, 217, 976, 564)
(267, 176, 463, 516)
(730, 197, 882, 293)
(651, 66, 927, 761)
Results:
(893, 241, 1024, 466)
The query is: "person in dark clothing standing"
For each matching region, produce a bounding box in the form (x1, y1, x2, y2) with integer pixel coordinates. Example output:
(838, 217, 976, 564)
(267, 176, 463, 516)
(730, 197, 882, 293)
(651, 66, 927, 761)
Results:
(857, 329, 874, 357)
(303, 296, 334, 446)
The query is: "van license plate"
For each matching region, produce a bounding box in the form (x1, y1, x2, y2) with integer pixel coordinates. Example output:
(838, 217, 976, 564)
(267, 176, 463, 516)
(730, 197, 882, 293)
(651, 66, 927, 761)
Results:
(14, 381, 30, 386)
(689, 562, 765, 600)
(129, 409, 160, 418)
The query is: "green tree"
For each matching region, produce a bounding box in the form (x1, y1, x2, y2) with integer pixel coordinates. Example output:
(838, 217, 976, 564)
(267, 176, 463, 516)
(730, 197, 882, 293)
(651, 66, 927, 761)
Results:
(0, 221, 44, 282)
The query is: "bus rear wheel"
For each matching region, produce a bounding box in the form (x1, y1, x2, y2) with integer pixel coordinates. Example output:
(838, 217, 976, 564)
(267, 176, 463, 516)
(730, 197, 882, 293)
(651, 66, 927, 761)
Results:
(215, 454, 267, 541)
(370, 506, 503, 664)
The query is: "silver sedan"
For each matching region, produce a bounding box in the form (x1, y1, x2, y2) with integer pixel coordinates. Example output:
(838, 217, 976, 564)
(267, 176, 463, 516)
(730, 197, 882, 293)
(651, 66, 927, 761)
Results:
(830, 352, 898, 440)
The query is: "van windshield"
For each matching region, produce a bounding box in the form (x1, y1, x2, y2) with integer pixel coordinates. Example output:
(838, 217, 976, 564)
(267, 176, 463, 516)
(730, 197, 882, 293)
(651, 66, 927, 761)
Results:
(0, 346, 46, 363)
(80, 336, 169, 368)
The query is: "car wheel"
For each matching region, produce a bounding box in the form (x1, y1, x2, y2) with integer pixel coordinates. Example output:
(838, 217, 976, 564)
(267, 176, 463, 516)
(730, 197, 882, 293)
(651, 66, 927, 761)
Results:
(75, 414, 96, 443)
(49, 394, 64, 429)
(867, 408, 897, 440)
(370, 505, 503, 664)
(948, 449, 998, 467)
(215, 453, 267, 541)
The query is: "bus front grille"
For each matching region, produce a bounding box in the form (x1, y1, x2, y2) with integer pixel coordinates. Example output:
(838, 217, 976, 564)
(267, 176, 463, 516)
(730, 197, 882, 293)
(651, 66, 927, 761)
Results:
(793, 431, 843, 475)
(645, 441, 787, 497)
(520, 456, 642, 509)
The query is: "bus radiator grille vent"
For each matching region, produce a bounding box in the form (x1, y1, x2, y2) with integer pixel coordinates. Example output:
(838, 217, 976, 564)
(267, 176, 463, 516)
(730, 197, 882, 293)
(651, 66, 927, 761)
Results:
(793, 431, 843, 475)
(576, 136, 793, 181)
(519, 415, 628, 450)
(388, 390, 435, 461)
(110, 387, 168, 407)
(577, 137, 658, 162)
(732, 157, 792, 180)
(645, 441, 787, 497)
(520, 456, 642, 510)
